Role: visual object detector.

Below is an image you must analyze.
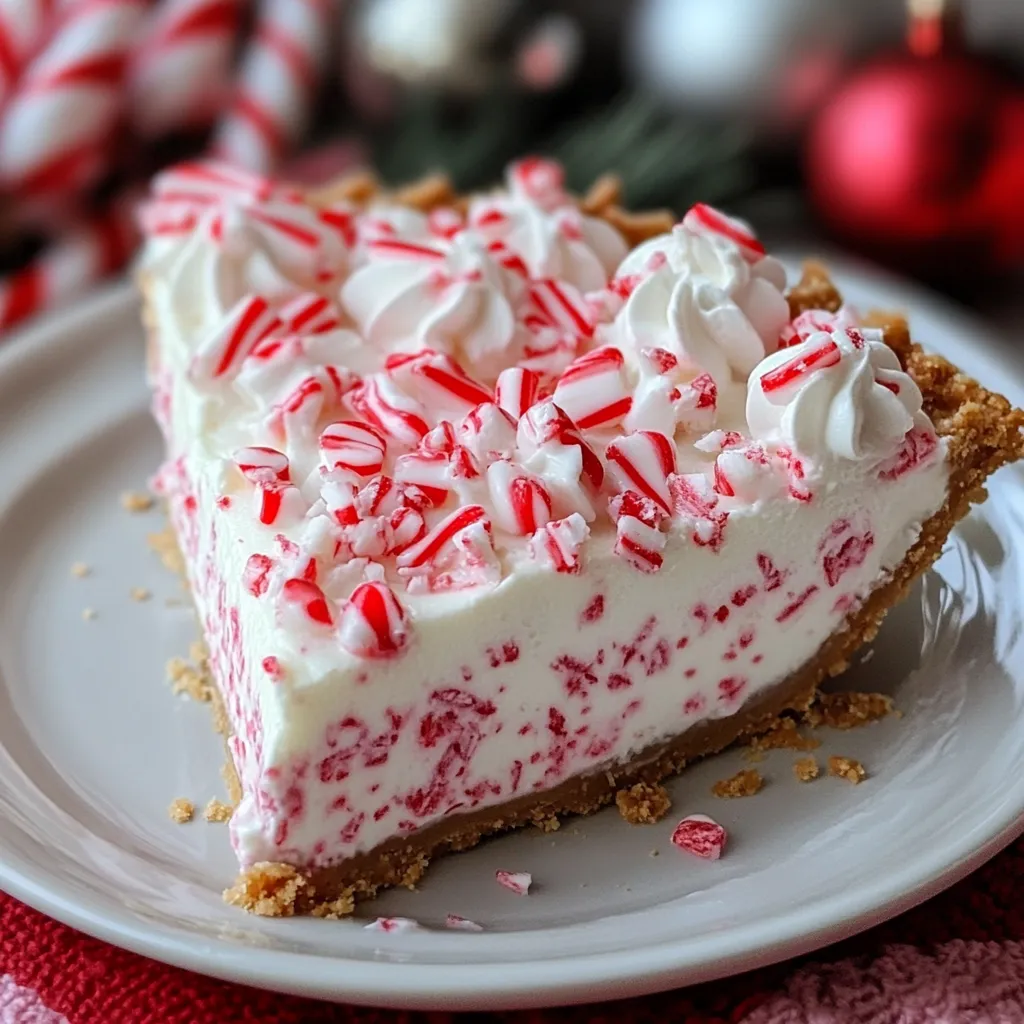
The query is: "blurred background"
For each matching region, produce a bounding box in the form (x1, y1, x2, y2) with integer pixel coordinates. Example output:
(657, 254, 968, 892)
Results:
(0, 0, 1022, 329)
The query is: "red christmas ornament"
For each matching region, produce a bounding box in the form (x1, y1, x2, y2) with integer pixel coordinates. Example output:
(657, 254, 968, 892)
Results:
(805, 0, 1024, 279)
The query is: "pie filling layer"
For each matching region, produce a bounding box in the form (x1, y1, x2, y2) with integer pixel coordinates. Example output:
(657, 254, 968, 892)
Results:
(138, 158, 1001, 902)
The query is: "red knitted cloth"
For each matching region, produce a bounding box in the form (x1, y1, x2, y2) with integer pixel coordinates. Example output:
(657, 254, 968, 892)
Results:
(3, 837, 1024, 1023)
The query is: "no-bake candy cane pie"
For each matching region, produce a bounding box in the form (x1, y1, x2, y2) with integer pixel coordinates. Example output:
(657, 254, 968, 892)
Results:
(136, 157, 1024, 916)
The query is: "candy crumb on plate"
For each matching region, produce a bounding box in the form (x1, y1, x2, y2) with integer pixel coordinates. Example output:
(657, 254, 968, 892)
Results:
(445, 914, 484, 932)
(495, 871, 532, 896)
(670, 815, 727, 860)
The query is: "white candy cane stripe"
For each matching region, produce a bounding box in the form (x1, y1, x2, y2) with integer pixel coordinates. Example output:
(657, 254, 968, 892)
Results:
(526, 278, 594, 338)
(0, 201, 135, 330)
(605, 431, 678, 514)
(129, 0, 243, 137)
(348, 376, 430, 446)
(279, 291, 341, 334)
(320, 421, 387, 477)
(552, 346, 632, 430)
(486, 460, 553, 535)
(615, 514, 665, 573)
(0, 1, 55, 109)
(0, 0, 145, 196)
(234, 445, 291, 483)
(190, 295, 281, 381)
(396, 504, 489, 571)
(528, 513, 589, 574)
(213, 0, 332, 172)
(682, 203, 765, 264)
(338, 580, 409, 658)
(495, 366, 540, 421)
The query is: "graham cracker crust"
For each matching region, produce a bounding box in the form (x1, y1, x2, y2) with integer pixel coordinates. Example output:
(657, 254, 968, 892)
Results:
(141, 172, 1024, 916)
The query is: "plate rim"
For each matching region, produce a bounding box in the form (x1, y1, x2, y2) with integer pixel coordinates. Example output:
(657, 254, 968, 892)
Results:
(1, 267, 1023, 1010)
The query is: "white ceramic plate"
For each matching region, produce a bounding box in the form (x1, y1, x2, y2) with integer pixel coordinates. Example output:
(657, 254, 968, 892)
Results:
(1, 261, 1023, 1012)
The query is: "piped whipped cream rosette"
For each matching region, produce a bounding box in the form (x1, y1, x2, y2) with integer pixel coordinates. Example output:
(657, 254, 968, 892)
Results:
(141, 158, 966, 879)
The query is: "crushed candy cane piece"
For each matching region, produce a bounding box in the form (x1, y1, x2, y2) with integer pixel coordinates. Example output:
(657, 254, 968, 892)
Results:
(495, 870, 532, 896)
(670, 814, 727, 860)
(445, 914, 484, 932)
(338, 581, 409, 658)
(605, 431, 677, 514)
(364, 916, 420, 933)
(683, 203, 765, 264)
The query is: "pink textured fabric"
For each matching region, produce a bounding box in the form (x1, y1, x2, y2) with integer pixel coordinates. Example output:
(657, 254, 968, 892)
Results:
(748, 942, 1024, 1024)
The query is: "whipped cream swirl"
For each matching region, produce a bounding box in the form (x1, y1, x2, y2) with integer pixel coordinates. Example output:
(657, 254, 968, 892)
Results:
(340, 231, 526, 379)
(606, 214, 790, 386)
(467, 158, 628, 292)
(746, 325, 924, 465)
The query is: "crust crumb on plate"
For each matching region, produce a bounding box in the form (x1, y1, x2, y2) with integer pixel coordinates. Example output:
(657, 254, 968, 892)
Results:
(807, 691, 896, 730)
(168, 798, 194, 823)
(204, 798, 233, 823)
(147, 524, 186, 576)
(615, 781, 672, 824)
(130, 586, 151, 602)
(223, 862, 315, 918)
(712, 768, 764, 799)
(794, 757, 820, 782)
(81, 607, 97, 621)
(748, 716, 821, 754)
(829, 756, 867, 784)
(70, 561, 90, 578)
(121, 490, 155, 513)
(166, 654, 214, 702)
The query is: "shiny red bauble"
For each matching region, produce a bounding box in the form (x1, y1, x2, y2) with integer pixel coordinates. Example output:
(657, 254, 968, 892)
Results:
(806, 51, 1024, 278)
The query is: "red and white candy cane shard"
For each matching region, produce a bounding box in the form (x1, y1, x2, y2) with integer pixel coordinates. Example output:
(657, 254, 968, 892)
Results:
(495, 869, 532, 896)
(363, 916, 419, 933)
(280, 577, 333, 627)
(192, 296, 281, 381)
(347, 376, 430, 447)
(253, 480, 302, 526)
(487, 461, 553, 536)
(779, 308, 853, 349)
(508, 156, 566, 208)
(444, 914, 483, 932)
(605, 431, 678, 515)
(389, 349, 494, 418)
(641, 346, 679, 374)
(427, 207, 464, 239)
(552, 345, 632, 430)
(682, 203, 765, 264)
(615, 514, 665, 573)
(387, 505, 427, 555)
(279, 292, 342, 334)
(129, 0, 243, 138)
(517, 400, 605, 493)
(319, 421, 387, 478)
(396, 504, 490, 571)
(243, 552, 274, 597)
(759, 337, 842, 394)
(338, 580, 409, 658)
(150, 159, 280, 205)
(529, 513, 589, 574)
(213, 0, 332, 172)
(495, 366, 540, 422)
(670, 814, 726, 860)
(0, 0, 145, 198)
(526, 278, 595, 339)
(0, 201, 136, 330)
(234, 445, 291, 484)
(393, 449, 452, 508)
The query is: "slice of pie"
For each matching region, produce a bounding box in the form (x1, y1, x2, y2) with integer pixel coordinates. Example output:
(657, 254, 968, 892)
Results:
(137, 158, 1024, 917)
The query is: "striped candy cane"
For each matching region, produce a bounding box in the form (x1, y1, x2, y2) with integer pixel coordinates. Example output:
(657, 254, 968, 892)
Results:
(0, 0, 145, 198)
(213, 0, 331, 173)
(0, 0, 57, 109)
(0, 199, 136, 331)
(129, 0, 244, 138)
